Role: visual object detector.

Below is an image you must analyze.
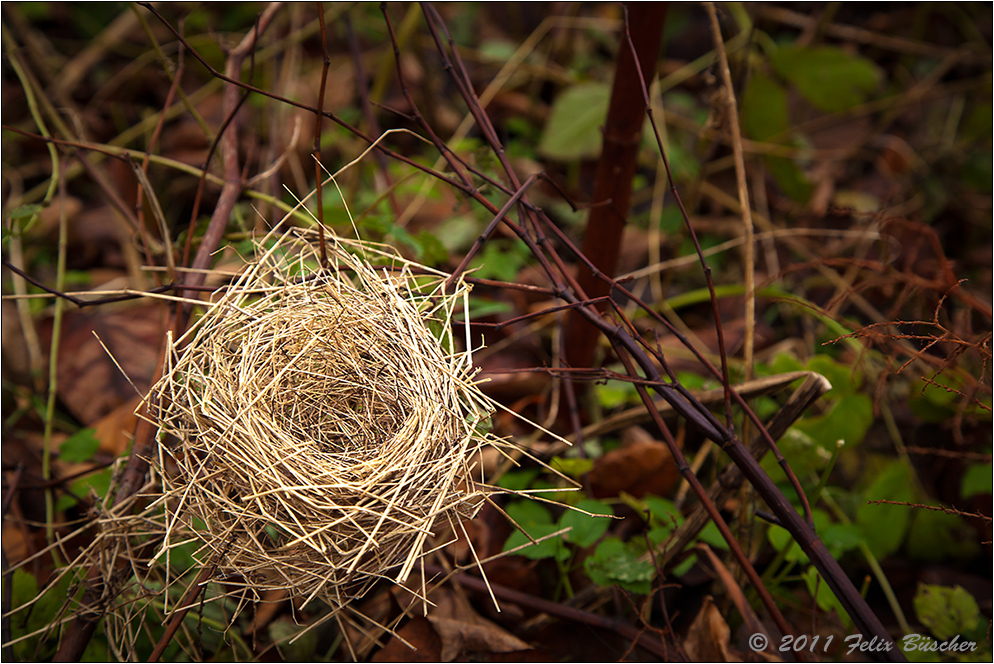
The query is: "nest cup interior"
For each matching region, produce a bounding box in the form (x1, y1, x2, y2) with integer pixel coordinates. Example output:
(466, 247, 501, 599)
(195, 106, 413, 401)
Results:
(148, 233, 490, 605)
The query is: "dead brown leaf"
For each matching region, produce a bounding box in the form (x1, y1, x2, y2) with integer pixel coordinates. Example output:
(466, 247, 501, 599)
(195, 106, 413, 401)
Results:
(247, 588, 288, 637)
(1, 524, 29, 564)
(683, 596, 733, 663)
(588, 425, 681, 498)
(92, 395, 140, 456)
(46, 304, 163, 425)
(388, 584, 533, 662)
(2, 300, 33, 385)
(372, 614, 442, 663)
(696, 544, 770, 647)
(429, 616, 532, 662)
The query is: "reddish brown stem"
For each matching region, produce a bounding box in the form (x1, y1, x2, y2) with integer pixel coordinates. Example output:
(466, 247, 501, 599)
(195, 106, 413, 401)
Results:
(147, 565, 214, 662)
(565, 3, 667, 370)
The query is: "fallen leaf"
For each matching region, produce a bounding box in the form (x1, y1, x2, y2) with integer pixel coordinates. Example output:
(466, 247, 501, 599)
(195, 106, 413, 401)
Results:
(683, 596, 732, 663)
(429, 616, 531, 662)
(1, 524, 28, 565)
(588, 425, 680, 498)
(397, 585, 533, 661)
(372, 614, 442, 663)
(44, 304, 163, 425)
(92, 396, 140, 456)
(345, 588, 401, 659)
(2, 300, 33, 385)
(248, 588, 288, 636)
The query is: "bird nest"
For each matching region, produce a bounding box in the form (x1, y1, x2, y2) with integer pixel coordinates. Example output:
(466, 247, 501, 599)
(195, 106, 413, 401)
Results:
(143, 229, 499, 609)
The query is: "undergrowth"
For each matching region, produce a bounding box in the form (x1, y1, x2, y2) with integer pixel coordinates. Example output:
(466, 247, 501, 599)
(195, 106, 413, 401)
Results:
(2, 3, 991, 662)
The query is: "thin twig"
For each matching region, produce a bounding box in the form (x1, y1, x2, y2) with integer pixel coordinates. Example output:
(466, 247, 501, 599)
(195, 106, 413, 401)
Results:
(705, 2, 756, 382)
(313, 1, 330, 266)
(867, 499, 992, 523)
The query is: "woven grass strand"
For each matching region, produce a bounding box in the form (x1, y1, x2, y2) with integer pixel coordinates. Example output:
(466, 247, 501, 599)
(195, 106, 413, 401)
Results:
(144, 228, 494, 610)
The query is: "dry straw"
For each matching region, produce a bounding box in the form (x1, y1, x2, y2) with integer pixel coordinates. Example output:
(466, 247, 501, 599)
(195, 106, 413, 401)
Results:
(142, 227, 504, 614)
(4, 222, 573, 660)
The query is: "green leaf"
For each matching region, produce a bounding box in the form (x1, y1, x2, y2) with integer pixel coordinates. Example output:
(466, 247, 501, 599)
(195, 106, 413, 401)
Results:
(584, 537, 655, 594)
(803, 567, 852, 626)
(11, 568, 76, 660)
(166, 539, 199, 574)
(11, 567, 38, 608)
(497, 468, 541, 491)
(805, 354, 861, 396)
(647, 525, 672, 547)
(503, 500, 568, 561)
(767, 509, 834, 563)
(770, 45, 882, 113)
(550, 456, 594, 479)
(538, 83, 610, 160)
(594, 380, 638, 409)
(559, 499, 612, 548)
(59, 428, 100, 463)
(65, 270, 92, 286)
(913, 584, 980, 641)
(855, 461, 914, 559)
(765, 156, 814, 203)
(762, 426, 830, 482)
(644, 495, 684, 528)
(413, 230, 448, 267)
(768, 524, 808, 563)
(905, 508, 978, 562)
(908, 376, 977, 425)
(670, 551, 698, 578)
(659, 205, 685, 234)
(674, 371, 710, 391)
(961, 462, 993, 499)
(821, 522, 863, 558)
(270, 619, 318, 661)
(56, 467, 113, 513)
(646, 498, 683, 546)
(17, 2, 52, 21)
(506, 500, 552, 527)
(470, 240, 530, 282)
(462, 296, 512, 320)
(697, 520, 729, 550)
(653, 137, 700, 181)
(80, 626, 110, 662)
(503, 525, 567, 561)
(765, 354, 871, 480)
(741, 73, 789, 141)
(768, 352, 805, 375)
(794, 392, 872, 449)
(10, 204, 42, 220)
(433, 214, 482, 252)
(479, 39, 518, 63)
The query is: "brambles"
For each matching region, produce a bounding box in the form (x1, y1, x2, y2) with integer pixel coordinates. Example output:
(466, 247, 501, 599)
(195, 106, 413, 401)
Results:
(3, 3, 990, 661)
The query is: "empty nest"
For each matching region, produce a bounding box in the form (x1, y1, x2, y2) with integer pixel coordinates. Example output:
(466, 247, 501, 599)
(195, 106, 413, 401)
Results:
(144, 229, 498, 609)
